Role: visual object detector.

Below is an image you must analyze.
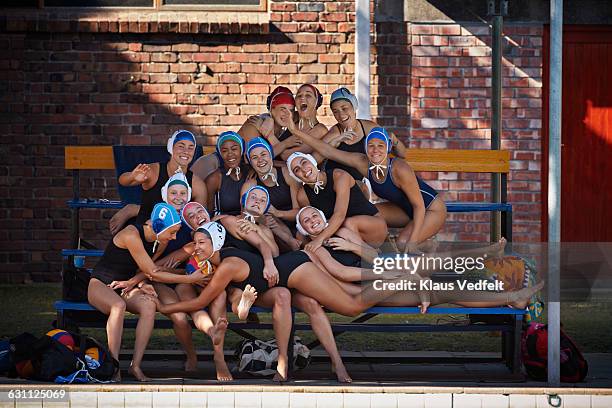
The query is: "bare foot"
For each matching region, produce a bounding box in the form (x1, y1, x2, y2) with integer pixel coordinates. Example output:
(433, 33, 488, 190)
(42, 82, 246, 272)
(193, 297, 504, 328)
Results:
(509, 281, 545, 309)
(272, 359, 288, 382)
(488, 237, 507, 258)
(214, 356, 233, 382)
(237, 284, 258, 320)
(418, 237, 439, 253)
(211, 317, 228, 346)
(331, 362, 352, 383)
(184, 356, 198, 372)
(128, 365, 151, 382)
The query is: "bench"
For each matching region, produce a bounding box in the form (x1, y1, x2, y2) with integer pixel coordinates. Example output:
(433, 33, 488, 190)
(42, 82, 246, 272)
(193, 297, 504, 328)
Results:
(57, 145, 523, 374)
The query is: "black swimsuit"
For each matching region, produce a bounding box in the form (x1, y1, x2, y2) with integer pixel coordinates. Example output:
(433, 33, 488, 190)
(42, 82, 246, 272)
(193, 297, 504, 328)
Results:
(274, 250, 312, 288)
(257, 169, 292, 212)
(92, 224, 155, 285)
(220, 248, 270, 294)
(304, 168, 378, 219)
(214, 165, 248, 216)
(325, 119, 367, 180)
(136, 161, 194, 224)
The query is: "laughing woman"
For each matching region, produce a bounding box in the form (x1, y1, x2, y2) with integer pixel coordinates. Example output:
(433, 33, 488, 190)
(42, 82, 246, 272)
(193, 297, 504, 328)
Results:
(285, 151, 388, 252)
(87, 203, 181, 382)
(290, 124, 447, 253)
(109, 130, 207, 235)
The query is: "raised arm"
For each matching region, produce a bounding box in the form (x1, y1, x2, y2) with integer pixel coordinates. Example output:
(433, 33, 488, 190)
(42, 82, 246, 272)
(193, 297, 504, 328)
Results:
(118, 163, 155, 187)
(286, 120, 369, 177)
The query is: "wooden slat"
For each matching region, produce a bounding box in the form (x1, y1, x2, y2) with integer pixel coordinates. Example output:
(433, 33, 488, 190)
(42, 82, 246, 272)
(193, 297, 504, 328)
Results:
(65, 145, 217, 169)
(65, 146, 115, 170)
(405, 149, 510, 173)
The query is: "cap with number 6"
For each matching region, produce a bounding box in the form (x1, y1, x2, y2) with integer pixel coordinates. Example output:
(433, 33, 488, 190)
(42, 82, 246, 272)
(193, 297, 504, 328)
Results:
(151, 202, 182, 236)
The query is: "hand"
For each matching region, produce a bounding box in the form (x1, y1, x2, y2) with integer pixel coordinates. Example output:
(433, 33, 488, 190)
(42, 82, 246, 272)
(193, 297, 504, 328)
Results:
(264, 214, 280, 230)
(138, 282, 157, 297)
(108, 280, 136, 296)
(189, 270, 213, 287)
(404, 242, 423, 255)
(131, 163, 150, 184)
(109, 209, 129, 236)
(305, 238, 324, 253)
(150, 296, 167, 313)
(324, 237, 355, 252)
(263, 263, 279, 288)
(246, 115, 264, 130)
(237, 218, 258, 234)
(327, 130, 357, 147)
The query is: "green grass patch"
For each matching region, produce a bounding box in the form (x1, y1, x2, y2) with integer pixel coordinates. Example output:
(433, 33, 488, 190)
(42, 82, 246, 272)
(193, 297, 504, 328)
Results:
(0, 284, 610, 353)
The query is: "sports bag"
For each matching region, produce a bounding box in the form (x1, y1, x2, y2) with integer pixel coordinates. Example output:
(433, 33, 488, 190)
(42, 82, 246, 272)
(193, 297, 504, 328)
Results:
(521, 322, 588, 382)
(235, 337, 311, 376)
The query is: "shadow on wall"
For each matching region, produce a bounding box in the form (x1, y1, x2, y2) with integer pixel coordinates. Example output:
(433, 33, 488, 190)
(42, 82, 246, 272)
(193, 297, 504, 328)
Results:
(1, 28, 299, 281)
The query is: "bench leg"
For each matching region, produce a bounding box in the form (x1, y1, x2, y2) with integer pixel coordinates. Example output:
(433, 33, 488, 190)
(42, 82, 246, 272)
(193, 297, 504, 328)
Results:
(57, 310, 65, 330)
(511, 315, 522, 374)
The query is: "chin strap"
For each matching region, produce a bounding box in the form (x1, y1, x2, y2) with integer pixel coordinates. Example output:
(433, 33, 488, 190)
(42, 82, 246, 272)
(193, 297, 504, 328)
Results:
(307, 171, 325, 194)
(226, 166, 241, 178)
(261, 169, 279, 186)
(243, 212, 257, 223)
(369, 158, 388, 179)
(152, 238, 160, 254)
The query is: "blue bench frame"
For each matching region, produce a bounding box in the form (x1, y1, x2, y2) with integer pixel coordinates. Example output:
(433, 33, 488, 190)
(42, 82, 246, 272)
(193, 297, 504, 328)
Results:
(59, 145, 521, 375)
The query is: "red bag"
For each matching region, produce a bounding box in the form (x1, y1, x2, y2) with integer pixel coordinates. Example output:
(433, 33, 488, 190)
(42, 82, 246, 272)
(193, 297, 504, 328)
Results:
(521, 323, 588, 382)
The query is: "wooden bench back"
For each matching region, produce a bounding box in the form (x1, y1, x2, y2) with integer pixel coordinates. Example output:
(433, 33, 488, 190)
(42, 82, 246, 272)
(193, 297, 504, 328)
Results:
(65, 146, 509, 173)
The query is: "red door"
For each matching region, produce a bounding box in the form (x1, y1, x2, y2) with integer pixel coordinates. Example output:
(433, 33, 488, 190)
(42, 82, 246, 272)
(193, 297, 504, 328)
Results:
(542, 26, 612, 242)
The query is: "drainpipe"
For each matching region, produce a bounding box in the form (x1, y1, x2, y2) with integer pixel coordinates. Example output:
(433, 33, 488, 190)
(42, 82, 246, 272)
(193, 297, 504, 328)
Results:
(355, 0, 371, 119)
(548, 0, 563, 387)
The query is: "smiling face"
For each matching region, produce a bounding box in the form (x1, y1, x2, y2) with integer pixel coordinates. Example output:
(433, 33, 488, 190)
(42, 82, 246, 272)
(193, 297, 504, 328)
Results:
(157, 224, 181, 244)
(290, 156, 318, 184)
(299, 207, 326, 236)
(193, 230, 214, 260)
(270, 103, 295, 128)
(184, 204, 210, 230)
(249, 146, 272, 175)
(331, 100, 357, 130)
(166, 184, 189, 210)
(244, 188, 268, 216)
(171, 140, 196, 167)
(366, 137, 388, 164)
(296, 85, 318, 118)
(219, 140, 242, 168)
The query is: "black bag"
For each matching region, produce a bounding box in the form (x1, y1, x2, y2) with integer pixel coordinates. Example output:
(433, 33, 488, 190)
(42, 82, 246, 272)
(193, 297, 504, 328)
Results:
(62, 261, 91, 302)
(33, 337, 80, 382)
(71, 331, 119, 381)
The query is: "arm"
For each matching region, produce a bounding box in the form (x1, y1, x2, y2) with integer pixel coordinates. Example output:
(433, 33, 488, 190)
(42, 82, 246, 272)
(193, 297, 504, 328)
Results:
(394, 161, 426, 245)
(116, 227, 159, 277)
(118, 163, 156, 188)
(109, 204, 140, 235)
(204, 171, 221, 212)
(191, 175, 208, 207)
(237, 121, 264, 143)
(287, 120, 368, 177)
(157, 265, 234, 314)
(278, 123, 328, 160)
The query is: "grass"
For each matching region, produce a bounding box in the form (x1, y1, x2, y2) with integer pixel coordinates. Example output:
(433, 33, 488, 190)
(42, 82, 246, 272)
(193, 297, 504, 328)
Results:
(1, 283, 610, 353)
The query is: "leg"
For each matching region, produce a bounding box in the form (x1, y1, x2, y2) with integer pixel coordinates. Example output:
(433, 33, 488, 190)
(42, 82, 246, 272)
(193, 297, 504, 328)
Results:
(292, 293, 351, 383)
(87, 279, 126, 368)
(396, 199, 447, 250)
(429, 281, 545, 310)
(154, 283, 197, 371)
(255, 287, 292, 381)
(342, 215, 388, 248)
(123, 289, 158, 382)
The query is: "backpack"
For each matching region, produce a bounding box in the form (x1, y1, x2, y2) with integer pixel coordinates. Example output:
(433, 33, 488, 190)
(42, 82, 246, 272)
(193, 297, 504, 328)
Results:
(235, 337, 311, 376)
(62, 261, 91, 302)
(521, 323, 588, 382)
(8, 333, 80, 381)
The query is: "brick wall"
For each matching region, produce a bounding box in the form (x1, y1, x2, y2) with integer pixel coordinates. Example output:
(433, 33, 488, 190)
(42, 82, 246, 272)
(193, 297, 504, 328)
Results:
(0, 1, 543, 282)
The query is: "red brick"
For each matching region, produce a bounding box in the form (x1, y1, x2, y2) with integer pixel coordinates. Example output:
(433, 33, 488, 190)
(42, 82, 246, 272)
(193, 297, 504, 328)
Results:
(241, 84, 269, 94)
(320, 13, 347, 22)
(246, 74, 274, 83)
(299, 44, 327, 53)
(270, 65, 298, 74)
(291, 12, 319, 22)
(243, 44, 270, 53)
